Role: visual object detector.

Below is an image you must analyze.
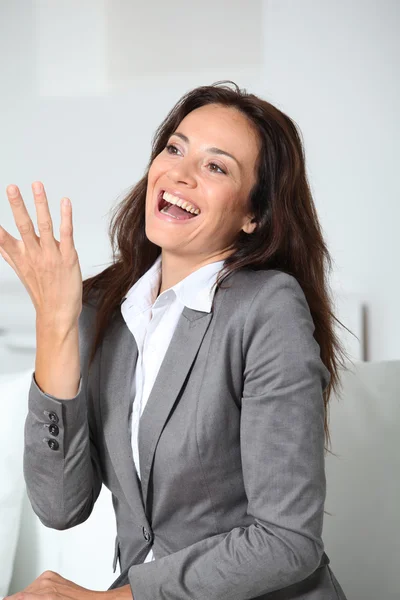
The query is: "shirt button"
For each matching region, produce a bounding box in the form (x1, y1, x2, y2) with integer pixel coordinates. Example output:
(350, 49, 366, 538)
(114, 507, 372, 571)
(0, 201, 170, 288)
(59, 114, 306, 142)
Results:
(142, 527, 151, 542)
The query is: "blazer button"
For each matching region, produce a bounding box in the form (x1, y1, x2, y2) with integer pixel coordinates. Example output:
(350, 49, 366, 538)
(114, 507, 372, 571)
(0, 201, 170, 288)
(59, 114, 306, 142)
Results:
(49, 423, 59, 436)
(48, 411, 59, 424)
(48, 439, 59, 451)
(142, 527, 151, 542)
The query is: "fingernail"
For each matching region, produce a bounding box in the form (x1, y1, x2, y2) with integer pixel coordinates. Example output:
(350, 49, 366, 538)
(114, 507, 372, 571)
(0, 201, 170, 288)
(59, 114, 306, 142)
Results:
(7, 185, 18, 196)
(33, 182, 42, 193)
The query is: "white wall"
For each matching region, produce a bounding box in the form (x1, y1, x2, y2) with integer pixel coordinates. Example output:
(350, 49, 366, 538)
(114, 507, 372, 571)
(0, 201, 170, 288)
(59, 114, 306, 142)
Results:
(2, 1, 398, 362)
(262, 0, 400, 361)
(1, 0, 398, 596)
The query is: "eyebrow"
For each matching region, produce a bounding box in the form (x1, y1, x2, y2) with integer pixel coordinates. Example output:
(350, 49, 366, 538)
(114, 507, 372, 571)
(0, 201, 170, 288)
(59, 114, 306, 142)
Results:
(171, 131, 241, 169)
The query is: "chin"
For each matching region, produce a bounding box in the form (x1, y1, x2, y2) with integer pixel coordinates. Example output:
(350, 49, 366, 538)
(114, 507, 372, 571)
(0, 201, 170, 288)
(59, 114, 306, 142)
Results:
(145, 222, 167, 247)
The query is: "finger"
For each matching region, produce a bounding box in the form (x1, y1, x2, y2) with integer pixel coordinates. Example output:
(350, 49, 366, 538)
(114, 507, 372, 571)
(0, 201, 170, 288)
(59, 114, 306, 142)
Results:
(28, 571, 86, 592)
(0, 241, 19, 272)
(0, 221, 24, 268)
(47, 576, 97, 596)
(40, 570, 83, 589)
(31, 182, 58, 251)
(59, 197, 76, 257)
(21, 583, 90, 599)
(5, 594, 60, 600)
(6, 184, 40, 254)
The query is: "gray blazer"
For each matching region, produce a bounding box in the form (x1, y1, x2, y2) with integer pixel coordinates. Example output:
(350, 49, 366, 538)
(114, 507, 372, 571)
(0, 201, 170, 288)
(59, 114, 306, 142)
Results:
(24, 268, 347, 599)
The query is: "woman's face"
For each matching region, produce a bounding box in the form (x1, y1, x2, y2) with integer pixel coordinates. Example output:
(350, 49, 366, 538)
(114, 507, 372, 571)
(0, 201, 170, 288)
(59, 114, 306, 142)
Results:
(145, 103, 260, 262)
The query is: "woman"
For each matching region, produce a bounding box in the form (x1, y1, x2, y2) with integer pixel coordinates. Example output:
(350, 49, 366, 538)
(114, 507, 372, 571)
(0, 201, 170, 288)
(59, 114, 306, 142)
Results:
(1, 82, 350, 599)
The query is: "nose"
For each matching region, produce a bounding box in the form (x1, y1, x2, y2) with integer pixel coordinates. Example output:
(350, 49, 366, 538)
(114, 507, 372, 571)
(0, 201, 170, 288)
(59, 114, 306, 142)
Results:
(167, 157, 197, 187)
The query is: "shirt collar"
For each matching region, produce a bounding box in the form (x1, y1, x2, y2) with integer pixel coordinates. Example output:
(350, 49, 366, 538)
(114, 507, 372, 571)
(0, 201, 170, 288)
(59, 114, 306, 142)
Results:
(122, 254, 226, 315)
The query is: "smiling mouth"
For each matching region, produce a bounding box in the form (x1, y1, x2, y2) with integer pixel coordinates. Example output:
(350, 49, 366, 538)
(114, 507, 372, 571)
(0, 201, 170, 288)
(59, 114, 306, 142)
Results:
(157, 190, 170, 211)
(157, 190, 201, 219)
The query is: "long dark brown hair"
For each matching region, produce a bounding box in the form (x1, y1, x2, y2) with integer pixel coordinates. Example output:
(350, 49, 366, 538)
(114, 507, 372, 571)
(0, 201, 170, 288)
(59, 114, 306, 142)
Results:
(82, 80, 355, 455)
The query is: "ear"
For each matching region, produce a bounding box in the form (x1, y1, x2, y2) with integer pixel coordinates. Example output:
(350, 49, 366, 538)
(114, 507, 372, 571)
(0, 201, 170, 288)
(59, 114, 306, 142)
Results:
(241, 216, 257, 235)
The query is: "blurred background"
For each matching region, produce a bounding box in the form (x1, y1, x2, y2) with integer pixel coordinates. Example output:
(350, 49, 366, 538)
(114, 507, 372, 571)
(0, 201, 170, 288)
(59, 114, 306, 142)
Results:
(0, 1, 398, 599)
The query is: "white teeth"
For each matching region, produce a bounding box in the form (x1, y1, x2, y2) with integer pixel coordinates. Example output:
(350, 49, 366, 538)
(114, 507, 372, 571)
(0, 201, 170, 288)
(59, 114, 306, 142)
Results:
(162, 191, 200, 215)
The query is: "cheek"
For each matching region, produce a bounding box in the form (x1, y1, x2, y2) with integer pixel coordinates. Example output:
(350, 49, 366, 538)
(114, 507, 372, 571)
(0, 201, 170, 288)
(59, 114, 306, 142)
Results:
(148, 156, 165, 183)
(213, 192, 240, 219)
(147, 163, 159, 184)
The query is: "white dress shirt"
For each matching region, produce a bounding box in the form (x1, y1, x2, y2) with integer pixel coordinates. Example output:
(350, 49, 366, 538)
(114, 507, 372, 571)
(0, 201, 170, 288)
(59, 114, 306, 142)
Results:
(120, 254, 225, 563)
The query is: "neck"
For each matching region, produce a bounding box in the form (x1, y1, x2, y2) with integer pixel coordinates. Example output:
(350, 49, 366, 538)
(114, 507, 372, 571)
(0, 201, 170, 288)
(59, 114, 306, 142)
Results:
(157, 250, 228, 296)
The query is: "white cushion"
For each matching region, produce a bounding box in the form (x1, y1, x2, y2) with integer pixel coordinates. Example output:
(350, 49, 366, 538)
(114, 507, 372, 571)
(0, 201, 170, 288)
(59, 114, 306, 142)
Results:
(0, 369, 34, 597)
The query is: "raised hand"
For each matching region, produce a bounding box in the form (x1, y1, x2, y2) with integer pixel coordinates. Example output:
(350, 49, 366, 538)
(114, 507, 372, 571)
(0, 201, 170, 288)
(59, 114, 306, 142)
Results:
(0, 182, 83, 333)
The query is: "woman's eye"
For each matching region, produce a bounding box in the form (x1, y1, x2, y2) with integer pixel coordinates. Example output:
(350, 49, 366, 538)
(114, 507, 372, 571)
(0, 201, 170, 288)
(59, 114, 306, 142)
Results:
(165, 144, 226, 175)
(166, 143, 179, 154)
(209, 163, 226, 175)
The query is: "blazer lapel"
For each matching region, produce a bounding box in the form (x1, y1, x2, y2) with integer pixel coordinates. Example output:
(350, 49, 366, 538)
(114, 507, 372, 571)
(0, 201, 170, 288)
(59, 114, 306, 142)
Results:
(138, 306, 214, 513)
(100, 310, 147, 524)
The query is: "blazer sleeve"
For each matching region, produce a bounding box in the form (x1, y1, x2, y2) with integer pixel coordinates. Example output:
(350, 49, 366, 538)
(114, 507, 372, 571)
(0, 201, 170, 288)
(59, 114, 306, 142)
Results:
(127, 271, 331, 600)
(23, 301, 103, 530)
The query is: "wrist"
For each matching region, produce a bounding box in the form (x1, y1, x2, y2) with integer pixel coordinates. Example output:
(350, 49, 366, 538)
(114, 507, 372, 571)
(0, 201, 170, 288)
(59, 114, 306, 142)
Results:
(105, 584, 133, 600)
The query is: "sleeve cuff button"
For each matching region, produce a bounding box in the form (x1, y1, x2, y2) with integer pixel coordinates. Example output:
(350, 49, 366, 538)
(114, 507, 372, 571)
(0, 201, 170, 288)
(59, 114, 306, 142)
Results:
(47, 439, 59, 451)
(49, 424, 59, 436)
